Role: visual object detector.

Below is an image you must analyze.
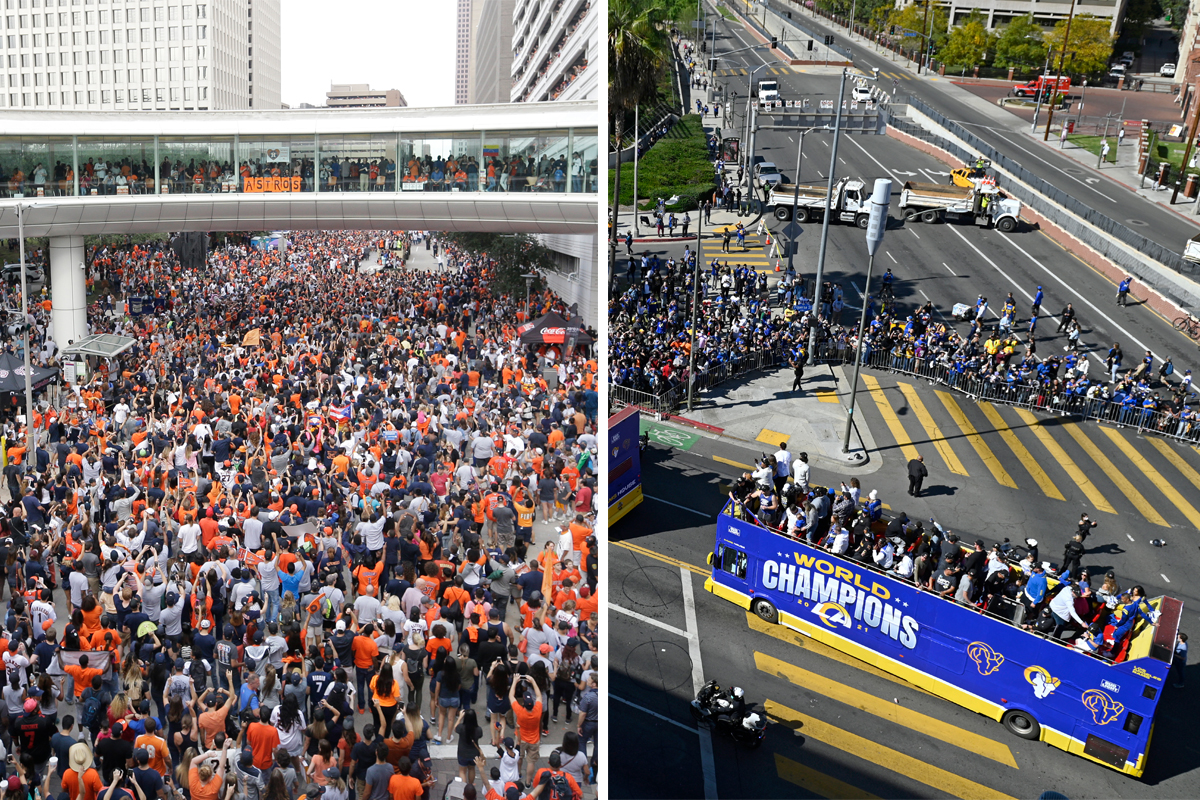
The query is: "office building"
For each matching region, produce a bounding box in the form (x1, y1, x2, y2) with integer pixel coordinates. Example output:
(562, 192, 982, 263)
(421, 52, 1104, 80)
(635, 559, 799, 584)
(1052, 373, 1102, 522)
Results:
(326, 83, 407, 109)
(455, 0, 472, 105)
(0, 0, 282, 111)
(468, 0, 513, 104)
(933, 0, 1128, 35)
(510, 0, 597, 103)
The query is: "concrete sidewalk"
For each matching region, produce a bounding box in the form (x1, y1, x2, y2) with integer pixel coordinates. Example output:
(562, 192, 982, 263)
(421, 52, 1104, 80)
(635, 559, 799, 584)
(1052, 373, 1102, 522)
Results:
(671, 362, 882, 474)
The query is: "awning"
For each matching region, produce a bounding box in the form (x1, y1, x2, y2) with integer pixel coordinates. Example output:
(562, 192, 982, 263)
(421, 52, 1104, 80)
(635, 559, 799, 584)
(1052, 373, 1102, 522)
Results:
(60, 333, 139, 358)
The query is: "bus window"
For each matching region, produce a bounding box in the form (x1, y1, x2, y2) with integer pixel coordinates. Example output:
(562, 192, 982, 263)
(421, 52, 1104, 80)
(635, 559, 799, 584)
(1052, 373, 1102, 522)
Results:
(717, 544, 747, 579)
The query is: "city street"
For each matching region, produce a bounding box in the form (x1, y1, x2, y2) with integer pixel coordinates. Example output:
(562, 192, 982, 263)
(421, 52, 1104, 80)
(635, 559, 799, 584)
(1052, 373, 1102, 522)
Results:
(610, 432, 1200, 798)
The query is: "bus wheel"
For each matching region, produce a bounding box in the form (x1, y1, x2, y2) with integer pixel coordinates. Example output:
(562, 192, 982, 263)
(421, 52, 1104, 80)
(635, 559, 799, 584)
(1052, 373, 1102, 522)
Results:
(1002, 709, 1041, 740)
(752, 599, 778, 624)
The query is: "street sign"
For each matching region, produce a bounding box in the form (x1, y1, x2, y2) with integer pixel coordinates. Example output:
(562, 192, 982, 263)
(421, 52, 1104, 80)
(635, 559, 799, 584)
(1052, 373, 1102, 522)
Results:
(796, 298, 813, 312)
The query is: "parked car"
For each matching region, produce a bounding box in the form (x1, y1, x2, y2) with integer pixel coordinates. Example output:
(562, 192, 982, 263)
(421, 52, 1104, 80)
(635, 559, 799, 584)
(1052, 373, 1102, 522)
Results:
(1, 262, 43, 285)
(753, 161, 783, 188)
(1109, 63, 1127, 79)
(1160, 62, 1177, 77)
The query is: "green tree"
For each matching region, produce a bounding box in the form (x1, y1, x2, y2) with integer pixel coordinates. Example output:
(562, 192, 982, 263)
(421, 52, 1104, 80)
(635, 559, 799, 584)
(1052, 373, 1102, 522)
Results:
(1045, 14, 1115, 77)
(439, 233, 553, 299)
(1163, 0, 1188, 30)
(888, 1, 949, 52)
(609, 0, 670, 253)
(939, 11, 994, 70)
(994, 14, 1047, 70)
(1121, 0, 1161, 41)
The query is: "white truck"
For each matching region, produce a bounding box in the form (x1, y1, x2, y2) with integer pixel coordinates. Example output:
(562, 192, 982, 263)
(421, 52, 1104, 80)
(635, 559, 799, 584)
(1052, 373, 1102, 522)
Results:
(898, 181, 1022, 233)
(1185, 233, 1200, 264)
(766, 177, 872, 227)
(756, 79, 780, 104)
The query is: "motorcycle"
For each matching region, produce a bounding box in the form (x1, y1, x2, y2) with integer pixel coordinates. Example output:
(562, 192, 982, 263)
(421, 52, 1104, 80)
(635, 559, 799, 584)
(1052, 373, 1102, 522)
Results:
(690, 680, 768, 747)
(639, 432, 650, 453)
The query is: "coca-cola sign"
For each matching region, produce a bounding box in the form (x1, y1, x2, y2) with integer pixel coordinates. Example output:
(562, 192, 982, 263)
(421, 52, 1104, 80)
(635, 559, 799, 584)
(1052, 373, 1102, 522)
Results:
(541, 327, 568, 336)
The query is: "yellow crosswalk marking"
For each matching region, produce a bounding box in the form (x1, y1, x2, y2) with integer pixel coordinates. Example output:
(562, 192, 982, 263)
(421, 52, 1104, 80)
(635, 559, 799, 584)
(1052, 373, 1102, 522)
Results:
(757, 428, 789, 446)
(712, 454, 754, 471)
(1147, 438, 1200, 495)
(765, 701, 1020, 800)
(814, 389, 839, 404)
(896, 383, 968, 476)
(1061, 423, 1169, 527)
(863, 375, 919, 463)
(756, 652, 1018, 767)
(979, 403, 1064, 500)
(746, 612, 935, 695)
(775, 753, 882, 800)
(1097, 427, 1200, 528)
(1012, 408, 1115, 514)
(935, 392, 1017, 488)
(739, 67, 748, 76)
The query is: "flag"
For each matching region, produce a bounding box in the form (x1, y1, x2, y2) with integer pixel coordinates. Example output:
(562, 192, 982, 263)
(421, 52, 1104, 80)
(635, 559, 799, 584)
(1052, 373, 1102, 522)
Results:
(242, 328, 262, 347)
(329, 403, 352, 422)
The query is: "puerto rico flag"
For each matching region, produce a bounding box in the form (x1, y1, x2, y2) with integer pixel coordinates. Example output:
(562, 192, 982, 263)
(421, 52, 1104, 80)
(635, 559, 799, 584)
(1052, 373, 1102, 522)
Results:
(329, 403, 353, 422)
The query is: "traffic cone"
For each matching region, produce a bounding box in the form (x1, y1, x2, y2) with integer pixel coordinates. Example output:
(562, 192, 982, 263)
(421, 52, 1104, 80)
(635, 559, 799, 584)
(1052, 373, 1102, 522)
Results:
(775, 259, 781, 272)
(765, 234, 772, 247)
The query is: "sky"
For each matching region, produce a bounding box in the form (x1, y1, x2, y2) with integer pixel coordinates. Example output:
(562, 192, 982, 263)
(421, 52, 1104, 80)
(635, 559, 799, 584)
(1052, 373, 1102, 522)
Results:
(281, 0, 457, 109)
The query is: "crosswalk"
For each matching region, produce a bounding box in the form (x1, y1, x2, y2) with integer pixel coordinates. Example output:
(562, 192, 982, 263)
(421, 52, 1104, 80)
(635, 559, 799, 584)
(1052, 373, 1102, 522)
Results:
(701, 225, 778, 273)
(713, 66, 792, 77)
(878, 70, 912, 81)
(858, 373, 1200, 529)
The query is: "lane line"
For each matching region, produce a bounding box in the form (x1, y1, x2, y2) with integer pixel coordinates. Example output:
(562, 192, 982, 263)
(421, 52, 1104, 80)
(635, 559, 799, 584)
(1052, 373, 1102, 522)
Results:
(1097, 426, 1200, 528)
(611, 540, 710, 576)
(1011, 408, 1115, 514)
(682, 567, 718, 800)
(942, 262, 956, 276)
(978, 403, 1064, 500)
(713, 454, 755, 470)
(1147, 438, 1200, 495)
(646, 494, 716, 517)
(896, 382, 969, 476)
(1162, 574, 1171, 583)
(609, 603, 690, 638)
(909, 228, 920, 239)
(764, 700, 1020, 800)
(775, 753, 882, 800)
(935, 391, 1017, 488)
(1060, 422, 1169, 527)
(611, 695, 696, 733)
(1127, 534, 1135, 542)
(862, 374, 920, 462)
(756, 651, 1018, 768)
(967, 125, 1116, 203)
(887, 251, 897, 263)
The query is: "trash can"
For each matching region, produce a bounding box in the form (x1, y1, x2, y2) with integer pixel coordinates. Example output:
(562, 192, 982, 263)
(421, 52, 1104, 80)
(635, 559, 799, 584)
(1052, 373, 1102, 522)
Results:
(1066, 121, 1075, 134)
(1186, 173, 1199, 199)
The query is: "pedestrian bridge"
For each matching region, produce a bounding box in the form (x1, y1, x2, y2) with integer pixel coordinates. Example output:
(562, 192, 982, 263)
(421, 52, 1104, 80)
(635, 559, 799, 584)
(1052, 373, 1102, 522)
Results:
(0, 100, 598, 237)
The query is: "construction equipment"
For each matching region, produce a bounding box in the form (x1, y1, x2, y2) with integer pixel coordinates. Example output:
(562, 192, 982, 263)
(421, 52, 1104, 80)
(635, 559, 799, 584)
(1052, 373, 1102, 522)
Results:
(898, 181, 1021, 233)
(766, 177, 872, 227)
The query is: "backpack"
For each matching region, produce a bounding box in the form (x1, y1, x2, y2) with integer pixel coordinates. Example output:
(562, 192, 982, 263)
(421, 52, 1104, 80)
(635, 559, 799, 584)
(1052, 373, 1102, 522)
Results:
(546, 772, 573, 800)
(405, 650, 425, 684)
(326, 682, 347, 713)
(318, 592, 337, 621)
(81, 689, 104, 729)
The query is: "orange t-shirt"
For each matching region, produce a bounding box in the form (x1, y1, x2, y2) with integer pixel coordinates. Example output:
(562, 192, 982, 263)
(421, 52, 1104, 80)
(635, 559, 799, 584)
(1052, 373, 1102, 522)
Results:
(62, 769, 104, 800)
(63, 665, 103, 698)
(188, 767, 222, 800)
(135, 733, 170, 775)
(352, 634, 379, 669)
(513, 700, 543, 744)
(246, 722, 280, 769)
(388, 773, 423, 800)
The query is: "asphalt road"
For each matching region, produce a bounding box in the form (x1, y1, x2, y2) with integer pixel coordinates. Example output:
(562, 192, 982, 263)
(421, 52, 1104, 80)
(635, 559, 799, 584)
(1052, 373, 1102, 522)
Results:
(708, 1, 1199, 258)
(609, 440, 1200, 798)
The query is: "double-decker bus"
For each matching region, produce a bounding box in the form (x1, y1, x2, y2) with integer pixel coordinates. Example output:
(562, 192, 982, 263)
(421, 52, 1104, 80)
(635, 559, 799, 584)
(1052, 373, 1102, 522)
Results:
(705, 501, 1182, 777)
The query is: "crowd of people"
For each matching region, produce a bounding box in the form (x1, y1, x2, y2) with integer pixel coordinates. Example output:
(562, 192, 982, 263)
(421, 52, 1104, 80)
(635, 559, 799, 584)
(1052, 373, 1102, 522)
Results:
(0, 229, 601, 800)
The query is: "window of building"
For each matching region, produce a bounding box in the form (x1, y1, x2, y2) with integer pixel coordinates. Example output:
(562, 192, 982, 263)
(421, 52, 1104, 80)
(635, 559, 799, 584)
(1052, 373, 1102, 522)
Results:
(196, 4, 205, 19)
(86, 88, 94, 103)
(152, 5, 161, 21)
(100, 88, 109, 103)
(196, 24, 204, 39)
(168, 65, 176, 79)
(113, 87, 122, 102)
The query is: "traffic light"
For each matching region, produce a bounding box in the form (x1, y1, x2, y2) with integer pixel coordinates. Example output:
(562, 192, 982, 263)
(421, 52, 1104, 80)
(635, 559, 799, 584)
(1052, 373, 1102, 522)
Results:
(808, 39, 814, 51)
(770, 36, 778, 49)
(709, 58, 718, 71)
(702, 40, 707, 52)
(825, 35, 834, 46)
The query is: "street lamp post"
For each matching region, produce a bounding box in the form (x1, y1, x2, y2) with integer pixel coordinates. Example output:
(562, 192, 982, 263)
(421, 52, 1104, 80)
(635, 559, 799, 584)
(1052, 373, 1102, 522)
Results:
(786, 125, 830, 275)
(1042, 0, 1077, 141)
(686, 212, 704, 412)
(633, 103, 640, 237)
(1030, 49, 1054, 134)
(521, 271, 539, 321)
(842, 178, 892, 453)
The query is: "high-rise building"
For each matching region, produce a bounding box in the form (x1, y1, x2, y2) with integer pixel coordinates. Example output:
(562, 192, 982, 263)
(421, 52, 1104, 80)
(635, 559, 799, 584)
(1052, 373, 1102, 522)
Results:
(510, 0, 596, 103)
(454, 0, 472, 105)
(325, 83, 407, 109)
(469, 0, 514, 105)
(0, 0, 282, 111)
(934, 0, 1127, 34)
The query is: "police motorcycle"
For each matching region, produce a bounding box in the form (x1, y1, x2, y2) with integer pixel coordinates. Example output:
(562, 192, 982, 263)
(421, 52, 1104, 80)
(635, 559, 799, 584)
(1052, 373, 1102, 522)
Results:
(690, 680, 768, 747)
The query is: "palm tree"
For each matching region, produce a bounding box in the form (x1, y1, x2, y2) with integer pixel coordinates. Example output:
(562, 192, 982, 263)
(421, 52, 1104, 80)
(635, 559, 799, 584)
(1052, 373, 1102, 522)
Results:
(609, 0, 669, 261)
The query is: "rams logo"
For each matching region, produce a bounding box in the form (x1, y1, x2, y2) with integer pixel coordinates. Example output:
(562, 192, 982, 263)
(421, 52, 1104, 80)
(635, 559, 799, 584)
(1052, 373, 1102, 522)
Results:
(1082, 689, 1124, 726)
(967, 642, 1005, 676)
(812, 602, 852, 630)
(1024, 666, 1061, 699)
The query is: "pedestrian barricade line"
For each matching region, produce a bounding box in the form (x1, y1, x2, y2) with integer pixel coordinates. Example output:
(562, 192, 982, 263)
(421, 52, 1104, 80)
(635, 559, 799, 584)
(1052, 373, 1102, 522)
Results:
(935, 391, 1017, 489)
(1097, 427, 1200, 529)
(896, 382, 968, 476)
(978, 402, 1065, 501)
(1061, 422, 1170, 527)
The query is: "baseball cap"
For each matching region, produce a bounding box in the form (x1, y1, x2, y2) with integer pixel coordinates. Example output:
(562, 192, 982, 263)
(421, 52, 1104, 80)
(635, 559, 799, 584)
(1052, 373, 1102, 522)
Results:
(22, 698, 37, 712)
(322, 768, 340, 781)
(200, 620, 211, 630)
(539, 643, 551, 655)
(335, 620, 347, 631)
(502, 736, 515, 749)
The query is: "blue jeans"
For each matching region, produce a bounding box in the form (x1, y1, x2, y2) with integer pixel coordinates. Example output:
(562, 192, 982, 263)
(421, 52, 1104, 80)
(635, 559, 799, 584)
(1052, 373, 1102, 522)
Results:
(263, 588, 280, 624)
(356, 666, 375, 712)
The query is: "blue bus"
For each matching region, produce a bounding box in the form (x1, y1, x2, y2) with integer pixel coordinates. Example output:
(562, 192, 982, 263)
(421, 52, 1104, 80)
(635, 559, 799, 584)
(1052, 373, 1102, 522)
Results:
(608, 406, 643, 525)
(705, 501, 1183, 777)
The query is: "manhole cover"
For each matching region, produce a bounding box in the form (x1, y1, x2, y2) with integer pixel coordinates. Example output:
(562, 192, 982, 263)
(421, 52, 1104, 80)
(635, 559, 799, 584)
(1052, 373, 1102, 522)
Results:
(623, 565, 685, 609)
(624, 640, 695, 693)
(1125, 219, 1149, 227)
